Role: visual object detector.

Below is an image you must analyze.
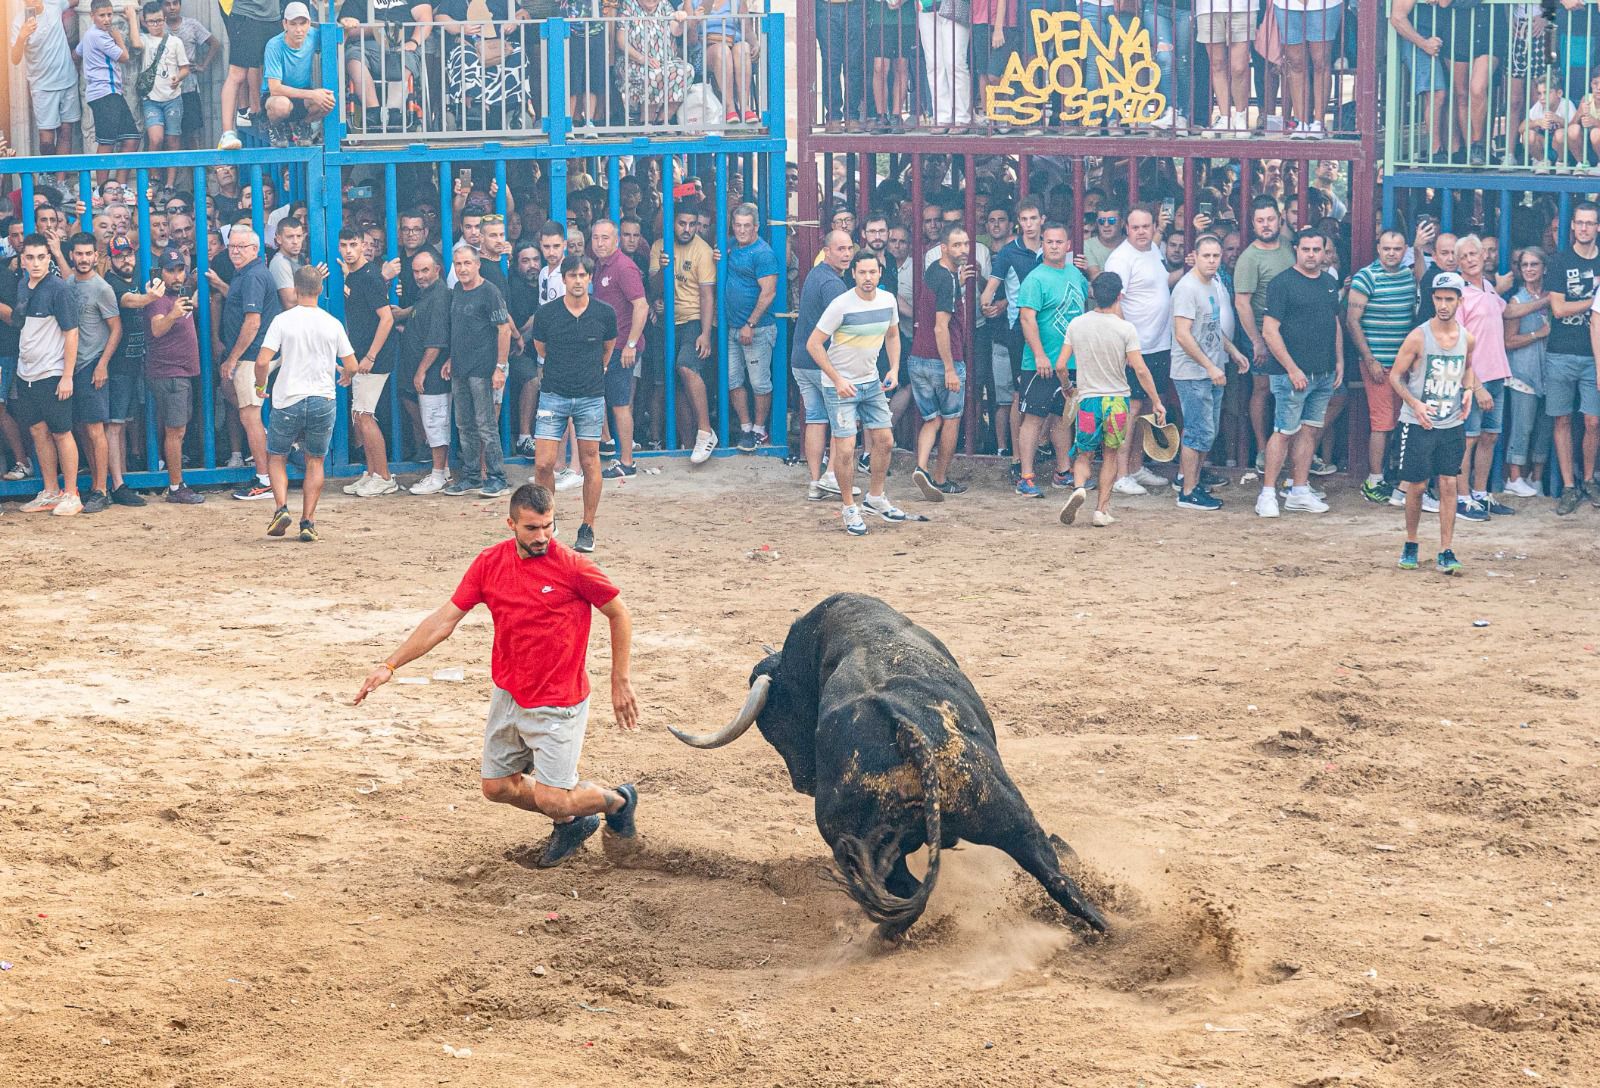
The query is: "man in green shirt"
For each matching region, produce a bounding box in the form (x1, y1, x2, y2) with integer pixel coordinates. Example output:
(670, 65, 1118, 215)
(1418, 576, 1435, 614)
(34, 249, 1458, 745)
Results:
(1346, 229, 1420, 501)
(1233, 196, 1295, 471)
(1014, 223, 1090, 498)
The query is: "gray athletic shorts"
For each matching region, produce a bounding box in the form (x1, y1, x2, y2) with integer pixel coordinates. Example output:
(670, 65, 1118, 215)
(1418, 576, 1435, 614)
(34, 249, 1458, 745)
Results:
(480, 688, 589, 788)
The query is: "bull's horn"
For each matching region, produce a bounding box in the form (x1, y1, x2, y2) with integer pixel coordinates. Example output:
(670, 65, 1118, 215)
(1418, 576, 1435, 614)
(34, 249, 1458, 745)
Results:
(667, 675, 770, 749)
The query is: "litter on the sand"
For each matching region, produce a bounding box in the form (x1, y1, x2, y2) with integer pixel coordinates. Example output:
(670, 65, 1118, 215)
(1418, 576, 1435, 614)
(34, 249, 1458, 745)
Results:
(1204, 1023, 1246, 1033)
(432, 667, 465, 682)
(396, 676, 429, 686)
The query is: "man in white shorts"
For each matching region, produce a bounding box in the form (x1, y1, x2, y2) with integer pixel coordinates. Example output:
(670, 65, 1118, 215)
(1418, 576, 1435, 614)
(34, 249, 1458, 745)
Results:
(356, 483, 641, 869)
(404, 249, 453, 495)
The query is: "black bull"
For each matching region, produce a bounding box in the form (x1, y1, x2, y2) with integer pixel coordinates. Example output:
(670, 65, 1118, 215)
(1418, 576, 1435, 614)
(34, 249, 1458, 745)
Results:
(670, 593, 1109, 939)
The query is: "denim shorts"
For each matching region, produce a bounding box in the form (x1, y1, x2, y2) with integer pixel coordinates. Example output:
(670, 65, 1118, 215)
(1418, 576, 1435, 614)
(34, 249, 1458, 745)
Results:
(1275, 2, 1344, 46)
(1544, 351, 1600, 418)
(604, 353, 637, 409)
(821, 376, 893, 438)
(535, 391, 606, 442)
(267, 395, 337, 458)
(729, 323, 777, 396)
(141, 95, 184, 133)
(108, 371, 144, 424)
(1174, 378, 1225, 454)
(0, 355, 15, 403)
(1270, 370, 1337, 435)
(793, 367, 829, 425)
(990, 342, 1015, 406)
(907, 355, 965, 420)
(1402, 38, 1449, 97)
(1464, 377, 1506, 436)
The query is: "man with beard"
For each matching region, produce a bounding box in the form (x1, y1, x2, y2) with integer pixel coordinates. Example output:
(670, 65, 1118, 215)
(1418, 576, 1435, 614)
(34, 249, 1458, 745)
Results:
(509, 239, 544, 459)
(65, 233, 122, 514)
(650, 204, 718, 462)
(1234, 196, 1295, 473)
(589, 220, 648, 479)
(404, 249, 454, 496)
(143, 246, 204, 503)
(270, 216, 310, 310)
(103, 234, 161, 506)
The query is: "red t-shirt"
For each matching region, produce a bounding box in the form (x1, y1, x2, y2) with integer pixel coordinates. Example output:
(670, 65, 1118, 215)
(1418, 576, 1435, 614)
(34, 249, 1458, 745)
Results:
(450, 538, 621, 709)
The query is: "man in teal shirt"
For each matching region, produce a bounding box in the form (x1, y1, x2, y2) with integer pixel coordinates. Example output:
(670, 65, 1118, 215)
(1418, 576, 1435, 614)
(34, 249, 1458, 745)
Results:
(1013, 222, 1090, 497)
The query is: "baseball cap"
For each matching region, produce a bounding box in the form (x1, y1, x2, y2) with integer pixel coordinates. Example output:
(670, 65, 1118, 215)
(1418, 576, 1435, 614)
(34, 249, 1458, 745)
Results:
(282, 2, 311, 21)
(109, 235, 135, 257)
(158, 246, 187, 270)
(1431, 271, 1465, 294)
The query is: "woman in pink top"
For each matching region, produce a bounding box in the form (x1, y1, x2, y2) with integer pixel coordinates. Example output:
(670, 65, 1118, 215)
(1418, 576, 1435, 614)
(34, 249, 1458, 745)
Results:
(1454, 234, 1515, 516)
(971, 0, 1018, 132)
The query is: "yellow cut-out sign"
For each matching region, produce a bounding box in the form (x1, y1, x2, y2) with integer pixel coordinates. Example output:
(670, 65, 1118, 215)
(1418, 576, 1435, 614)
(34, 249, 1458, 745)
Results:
(985, 10, 1167, 128)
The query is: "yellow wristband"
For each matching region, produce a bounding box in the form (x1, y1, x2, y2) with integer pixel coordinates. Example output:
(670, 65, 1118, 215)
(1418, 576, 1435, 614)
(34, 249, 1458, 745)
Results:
(378, 662, 396, 676)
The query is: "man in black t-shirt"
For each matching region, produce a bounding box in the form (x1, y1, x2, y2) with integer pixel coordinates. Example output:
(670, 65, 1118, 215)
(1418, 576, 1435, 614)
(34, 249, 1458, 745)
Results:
(442, 244, 513, 499)
(0, 252, 33, 480)
(338, 227, 399, 498)
(402, 249, 454, 495)
(1259, 229, 1344, 518)
(103, 236, 160, 507)
(530, 255, 617, 554)
(1541, 201, 1600, 513)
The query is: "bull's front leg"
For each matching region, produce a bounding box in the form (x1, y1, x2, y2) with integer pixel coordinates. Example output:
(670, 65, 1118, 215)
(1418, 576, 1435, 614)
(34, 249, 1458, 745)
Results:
(959, 791, 1110, 935)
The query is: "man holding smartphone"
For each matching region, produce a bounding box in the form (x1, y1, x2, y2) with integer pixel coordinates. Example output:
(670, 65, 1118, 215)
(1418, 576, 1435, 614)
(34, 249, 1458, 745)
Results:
(144, 247, 204, 503)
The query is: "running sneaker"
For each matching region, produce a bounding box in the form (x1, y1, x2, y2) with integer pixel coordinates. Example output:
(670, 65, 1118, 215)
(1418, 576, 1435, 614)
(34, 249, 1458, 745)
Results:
(1254, 451, 1266, 473)
(1421, 490, 1440, 514)
(355, 474, 400, 497)
(110, 483, 147, 507)
(1133, 466, 1167, 489)
(217, 129, 242, 151)
(862, 494, 908, 522)
(1176, 488, 1223, 511)
(1199, 467, 1229, 490)
(442, 477, 482, 496)
(409, 471, 449, 496)
(574, 523, 596, 553)
(3, 459, 33, 481)
(1362, 479, 1394, 503)
(51, 492, 83, 517)
(477, 476, 510, 498)
(807, 480, 828, 501)
(267, 505, 293, 536)
(1503, 477, 1539, 498)
(165, 485, 204, 505)
(1059, 486, 1087, 525)
(1436, 549, 1464, 576)
(1092, 509, 1116, 527)
(19, 489, 63, 513)
(536, 814, 601, 868)
(601, 462, 637, 480)
(1590, 477, 1600, 507)
(1255, 490, 1281, 518)
(1398, 542, 1419, 570)
(1007, 461, 1022, 484)
(1111, 476, 1148, 496)
(1310, 455, 1338, 476)
(1015, 475, 1043, 498)
(841, 505, 869, 536)
(1456, 497, 1488, 522)
(737, 429, 757, 453)
(1051, 470, 1073, 489)
(1556, 485, 1583, 516)
(913, 466, 944, 502)
(514, 435, 536, 457)
(815, 470, 859, 497)
(225, 452, 246, 469)
(605, 784, 639, 838)
(1283, 489, 1329, 513)
(857, 451, 871, 474)
(1278, 479, 1327, 499)
(554, 468, 584, 492)
(936, 479, 968, 495)
(1389, 485, 1408, 508)
(343, 473, 372, 495)
(233, 481, 273, 501)
(79, 490, 109, 514)
(1480, 495, 1516, 516)
(690, 429, 716, 464)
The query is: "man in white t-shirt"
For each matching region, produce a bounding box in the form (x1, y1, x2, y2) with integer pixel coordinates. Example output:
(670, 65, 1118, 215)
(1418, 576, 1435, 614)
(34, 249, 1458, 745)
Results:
(252, 264, 358, 543)
(806, 250, 907, 538)
(1103, 206, 1175, 495)
(1057, 272, 1167, 529)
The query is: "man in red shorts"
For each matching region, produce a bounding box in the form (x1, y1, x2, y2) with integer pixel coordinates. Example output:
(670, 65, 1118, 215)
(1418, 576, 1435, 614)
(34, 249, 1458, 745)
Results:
(355, 483, 640, 867)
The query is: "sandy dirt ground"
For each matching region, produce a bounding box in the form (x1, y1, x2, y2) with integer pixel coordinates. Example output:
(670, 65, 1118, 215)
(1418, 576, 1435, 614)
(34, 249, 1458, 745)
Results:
(3, 456, 1599, 1088)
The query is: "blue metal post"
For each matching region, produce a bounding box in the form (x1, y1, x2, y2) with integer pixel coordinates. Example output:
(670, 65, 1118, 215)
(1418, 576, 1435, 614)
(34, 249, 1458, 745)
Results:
(549, 159, 568, 229)
(78, 172, 93, 232)
(714, 153, 730, 449)
(21, 175, 35, 231)
(135, 168, 152, 270)
(385, 162, 404, 460)
(546, 19, 570, 145)
(325, 160, 351, 472)
(438, 159, 454, 255)
(1381, 180, 1396, 230)
(1439, 190, 1453, 233)
(764, 12, 788, 456)
(607, 155, 621, 221)
(322, 21, 343, 149)
(1560, 194, 1572, 249)
(1498, 191, 1513, 275)
(661, 159, 676, 450)
(495, 157, 509, 278)
(194, 165, 217, 471)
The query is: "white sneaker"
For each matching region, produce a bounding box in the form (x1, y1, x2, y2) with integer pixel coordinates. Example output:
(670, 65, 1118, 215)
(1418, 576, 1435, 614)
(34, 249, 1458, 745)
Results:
(355, 474, 399, 497)
(1504, 478, 1540, 498)
(1150, 108, 1175, 130)
(225, 452, 245, 469)
(1283, 489, 1329, 513)
(1389, 486, 1408, 508)
(217, 129, 242, 151)
(554, 467, 584, 492)
(817, 470, 861, 498)
(19, 489, 63, 513)
(343, 472, 372, 495)
(690, 429, 716, 465)
(1133, 466, 1166, 489)
(1421, 491, 1440, 514)
(410, 471, 448, 495)
(1230, 109, 1250, 133)
(51, 492, 83, 517)
(4, 459, 34, 481)
(1112, 476, 1148, 496)
(1092, 509, 1116, 527)
(1255, 490, 1281, 518)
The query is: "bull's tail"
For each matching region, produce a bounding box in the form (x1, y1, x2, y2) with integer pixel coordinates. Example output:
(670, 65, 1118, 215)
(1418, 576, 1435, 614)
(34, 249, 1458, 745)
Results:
(830, 722, 943, 936)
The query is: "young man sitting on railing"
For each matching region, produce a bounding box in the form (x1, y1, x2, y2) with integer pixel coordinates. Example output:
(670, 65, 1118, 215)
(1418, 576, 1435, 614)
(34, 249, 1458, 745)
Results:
(339, 0, 432, 135)
(262, 2, 335, 145)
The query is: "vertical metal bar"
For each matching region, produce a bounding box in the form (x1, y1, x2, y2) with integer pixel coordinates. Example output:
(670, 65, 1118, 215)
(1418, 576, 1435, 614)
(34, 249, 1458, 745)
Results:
(1381, 178, 1396, 230)
(547, 17, 569, 143)
(136, 168, 152, 274)
(662, 160, 677, 451)
(795, 0, 817, 136)
(1182, 157, 1195, 243)
(549, 158, 568, 231)
(768, 132, 790, 458)
(607, 155, 621, 221)
(194, 166, 216, 471)
(439, 160, 454, 256)
(714, 153, 731, 449)
(857, 151, 871, 229)
(21, 175, 36, 232)
(324, 20, 344, 148)
(249, 165, 265, 242)
(962, 154, 977, 456)
(78, 172, 93, 232)
(1018, 154, 1030, 200)
(1070, 160, 1085, 253)
(495, 158, 510, 279)
(326, 161, 351, 472)
(385, 162, 403, 463)
(1441, 189, 1454, 233)
(1498, 191, 1513, 275)
(1128, 159, 1140, 208)
(1559, 194, 1572, 249)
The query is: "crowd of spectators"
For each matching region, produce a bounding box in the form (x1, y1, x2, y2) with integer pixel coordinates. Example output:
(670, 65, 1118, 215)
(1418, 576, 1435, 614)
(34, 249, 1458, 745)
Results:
(5, 0, 769, 152)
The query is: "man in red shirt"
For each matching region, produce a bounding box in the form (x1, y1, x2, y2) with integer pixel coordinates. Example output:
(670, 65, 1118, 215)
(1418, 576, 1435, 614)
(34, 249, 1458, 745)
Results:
(355, 483, 640, 867)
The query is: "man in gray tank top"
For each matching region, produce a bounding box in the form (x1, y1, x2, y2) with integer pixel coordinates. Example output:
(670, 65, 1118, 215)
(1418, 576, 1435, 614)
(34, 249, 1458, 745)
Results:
(1388, 272, 1493, 575)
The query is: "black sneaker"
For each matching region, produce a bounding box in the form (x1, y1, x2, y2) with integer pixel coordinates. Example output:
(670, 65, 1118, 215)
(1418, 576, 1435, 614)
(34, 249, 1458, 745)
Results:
(605, 784, 639, 838)
(1590, 479, 1600, 508)
(912, 466, 943, 502)
(298, 519, 320, 543)
(1200, 467, 1229, 489)
(267, 505, 292, 537)
(514, 435, 536, 457)
(598, 438, 618, 457)
(233, 481, 273, 501)
(737, 429, 757, 453)
(574, 523, 595, 553)
(601, 461, 637, 479)
(109, 483, 147, 507)
(1008, 461, 1022, 484)
(80, 489, 110, 514)
(536, 814, 601, 868)
(1481, 495, 1516, 516)
(936, 478, 968, 495)
(1556, 485, 1583, 516)
(166, 484, 204, 505)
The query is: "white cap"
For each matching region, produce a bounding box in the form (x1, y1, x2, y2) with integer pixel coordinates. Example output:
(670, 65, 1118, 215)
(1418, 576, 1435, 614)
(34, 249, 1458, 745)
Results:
(282, 2, 312, 22)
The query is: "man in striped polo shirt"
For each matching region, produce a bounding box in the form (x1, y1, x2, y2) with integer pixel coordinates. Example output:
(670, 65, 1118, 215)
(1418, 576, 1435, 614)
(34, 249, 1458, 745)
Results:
(1346, 229, 1419, 502)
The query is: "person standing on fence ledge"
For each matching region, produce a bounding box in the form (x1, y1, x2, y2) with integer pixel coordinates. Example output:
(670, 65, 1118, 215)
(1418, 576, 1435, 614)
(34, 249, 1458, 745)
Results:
(218, 228, 283, 501)
(78, 0, 143, 165)
(255, 264, 359, 544)
(11, 235, 83, 516)
(9, 0, 81, 155)
(354, 482, 641, 869)
(216, 0, 283, 150)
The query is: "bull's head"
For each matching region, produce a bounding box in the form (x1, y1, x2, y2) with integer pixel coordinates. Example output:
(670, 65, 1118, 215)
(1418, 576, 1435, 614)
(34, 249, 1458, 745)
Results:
(668, 652, 820, 795)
